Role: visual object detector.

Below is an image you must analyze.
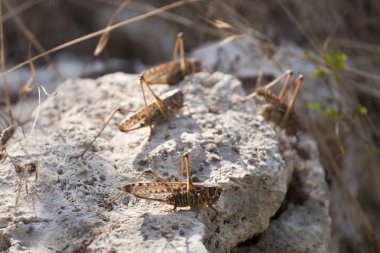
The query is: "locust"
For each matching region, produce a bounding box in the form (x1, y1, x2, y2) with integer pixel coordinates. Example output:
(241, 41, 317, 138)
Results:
(235, 70, 304, 135)
(256, 71, 304, 135)
(79, 76, 184, 158)
(118, 76, 184, 133)
(107, 153, 223, 216)
(79, 33, 199, 158)
(141, 32, 202, 86)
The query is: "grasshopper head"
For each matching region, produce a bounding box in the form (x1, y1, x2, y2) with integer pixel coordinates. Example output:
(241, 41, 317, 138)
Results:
(188, 59, 202, 74)
(261, 104, 282, 126)
(261, 104, 275, 121)
(164, 89, 184, 110)
(206, 185, 223, 206)
(261, 103, 299, 135)
(121, 184, 134, 193)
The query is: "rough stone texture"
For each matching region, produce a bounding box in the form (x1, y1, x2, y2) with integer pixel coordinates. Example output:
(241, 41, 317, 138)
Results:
(0, 72, 289, 252)
(192, 37, 331, 252)
(233, 133, 331, 253)
(191, 36, 342, 117)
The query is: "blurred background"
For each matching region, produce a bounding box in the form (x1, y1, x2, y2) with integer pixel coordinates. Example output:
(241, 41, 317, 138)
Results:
(1, 0, 379, 252)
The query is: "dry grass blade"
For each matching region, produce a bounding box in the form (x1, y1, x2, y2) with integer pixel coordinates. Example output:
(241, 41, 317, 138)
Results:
(312, 124, 380, 251)
(3, 0, 63, 78)
(0, 0, 202, 78)
(29, 84, 57, 139)
(93, 0, 224, 38)
(275, 0, 321, 54)
(197, 14, 235, 31)
(3, 0, 43, 22)
(344, 66, 380, 82)
(94, 0, 131, 56)
(18, 46, 36, 101)
(0, 0, 13, 125)
(94, 31, 110, 57)
(333, 38, 380, 53)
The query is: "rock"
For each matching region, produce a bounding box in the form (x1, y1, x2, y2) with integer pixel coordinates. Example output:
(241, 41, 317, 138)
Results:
(0, 231, 11, 252)
(233, 133, 331, 253)
(1, 72, 289, 252)
(191, 35, 340, 113)
(192, 38, 331, 252)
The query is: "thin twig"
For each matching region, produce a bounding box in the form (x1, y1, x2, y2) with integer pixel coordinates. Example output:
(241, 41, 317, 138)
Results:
(3, 0, 43, 22)
(0, 0, 13, 124)
(0, 0, 202, 77)
(94, 0, 132, 56)
(3, 0, 64, 78)
(275, 0, 321, 54)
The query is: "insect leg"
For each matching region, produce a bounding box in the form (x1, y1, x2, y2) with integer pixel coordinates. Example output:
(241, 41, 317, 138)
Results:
(133, 193, 172, 205)
(106, 192, 125, 206)
(134, 169, 169, 184)
(79, 107, 135, 158)
(183, 153, 193, 211)
(172, 32, 182, 62)
(280, 75, 303, 128)
(138, 75, 152, 132)
(139, 75, 167, 120)
(178, 154, 185, 186)
(210, 206, 219, 215)
(177, 32, 186, 73)
(183, 153, 192, 192)
(233, 70, 292, 104)
(107, 170, 170, 206)
(278, 70, 293, 102)
(210, 206, 219, 221)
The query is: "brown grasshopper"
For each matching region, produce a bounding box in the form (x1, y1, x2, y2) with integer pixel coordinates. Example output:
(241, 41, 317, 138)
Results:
(235, 70, 304, 135)
(256, 71, 304, 135)
(79, 76, 184, 158)
(118, 76, 184, 133)
(141, 32, 202, 86)
(107, 153, 223, 216)
(79, 33, 200, 158)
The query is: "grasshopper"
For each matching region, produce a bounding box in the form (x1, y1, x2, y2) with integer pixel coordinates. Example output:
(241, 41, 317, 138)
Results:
(79, 33, 199, 158)
(141, 32, 202, 86)
(79, 76, 184, 158)
(118, 75, 184, 132)
(107, 153, 223, 215)
(256, 71, 304, 135)
(235, 70, 304, 135)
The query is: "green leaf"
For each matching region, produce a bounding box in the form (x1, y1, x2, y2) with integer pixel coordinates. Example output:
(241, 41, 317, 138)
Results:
(322, 53, 333, 65)
(323, 107, 342, 121)
(307, 102, 321, 111)
(331, 72, 342, 81)
(312, 68, 330, 78)
(353, 105, 368, 115)
(323, 48, 347, 70)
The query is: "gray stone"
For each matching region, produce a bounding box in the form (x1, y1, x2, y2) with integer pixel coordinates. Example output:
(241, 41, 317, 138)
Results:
(0, 72, 288, 252)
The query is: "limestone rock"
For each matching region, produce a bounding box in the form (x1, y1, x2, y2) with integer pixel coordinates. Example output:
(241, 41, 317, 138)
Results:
(1, 72, 288, 252)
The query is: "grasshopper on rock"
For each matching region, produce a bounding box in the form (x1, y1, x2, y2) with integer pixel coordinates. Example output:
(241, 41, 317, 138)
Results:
(256, 71, 304, 135)
(141, 32, 201, 86)
(79, 33, 199, 158)
(79, 76, 184, 158)
(107, 153, 223, 216)
(235, 70, 304, 135)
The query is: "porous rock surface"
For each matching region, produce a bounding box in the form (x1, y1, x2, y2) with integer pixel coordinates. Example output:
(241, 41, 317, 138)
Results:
(191, 38, 331, 252)
(233, 134, 331, 253)
(0, 72, 289, 252)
